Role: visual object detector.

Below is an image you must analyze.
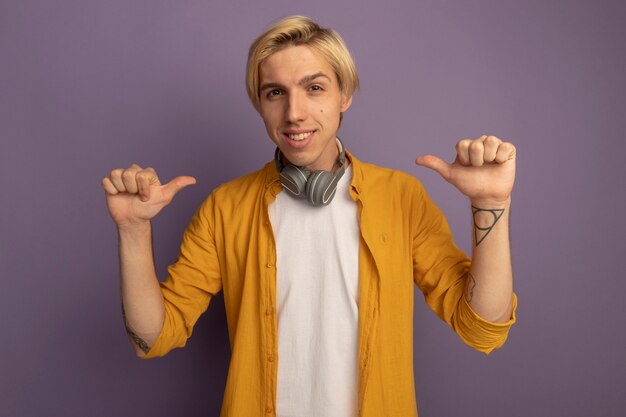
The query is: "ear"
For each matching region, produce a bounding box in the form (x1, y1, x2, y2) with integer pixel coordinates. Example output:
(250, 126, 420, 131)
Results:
(340, 94, 353, 112)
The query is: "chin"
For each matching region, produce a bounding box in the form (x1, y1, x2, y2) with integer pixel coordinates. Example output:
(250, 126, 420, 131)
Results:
(281, 152, 312, 168)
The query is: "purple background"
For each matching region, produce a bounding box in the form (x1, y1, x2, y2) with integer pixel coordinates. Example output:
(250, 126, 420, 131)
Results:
(2, 0, 625, 416)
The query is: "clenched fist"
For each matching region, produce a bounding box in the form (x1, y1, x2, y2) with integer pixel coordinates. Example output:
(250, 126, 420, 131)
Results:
(415, 135, 516, 206)
(101, 164, 196, 229)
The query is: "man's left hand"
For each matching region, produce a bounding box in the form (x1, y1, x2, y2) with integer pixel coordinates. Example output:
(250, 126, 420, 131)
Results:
(415, 135, 516, 206)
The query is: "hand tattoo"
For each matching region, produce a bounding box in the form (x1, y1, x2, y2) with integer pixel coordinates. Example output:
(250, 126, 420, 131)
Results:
(121, 303, 151, 354)
(472, 206, 505, 247)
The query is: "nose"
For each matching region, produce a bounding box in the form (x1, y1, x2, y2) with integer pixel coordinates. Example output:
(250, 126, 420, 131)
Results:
(286, 92, 306, 123)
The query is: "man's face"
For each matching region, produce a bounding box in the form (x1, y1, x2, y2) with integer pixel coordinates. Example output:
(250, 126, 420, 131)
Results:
(258, 45, 352, 172)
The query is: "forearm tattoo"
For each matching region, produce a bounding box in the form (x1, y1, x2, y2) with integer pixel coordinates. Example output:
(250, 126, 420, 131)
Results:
(472, 206, 505, 247)
(467, 273, 476, 302)
(121, 303, 151, 354)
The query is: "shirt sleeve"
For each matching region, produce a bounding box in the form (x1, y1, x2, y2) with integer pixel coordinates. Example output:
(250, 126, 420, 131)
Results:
(144, 194, 223, 359)
(411, 181, 517, 354)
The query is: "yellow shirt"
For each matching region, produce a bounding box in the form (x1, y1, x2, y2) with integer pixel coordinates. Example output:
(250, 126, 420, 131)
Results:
(145, 151, 517, 417)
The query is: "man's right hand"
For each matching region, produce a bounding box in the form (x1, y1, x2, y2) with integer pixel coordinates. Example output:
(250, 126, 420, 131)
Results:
(101, 164, 196, 229)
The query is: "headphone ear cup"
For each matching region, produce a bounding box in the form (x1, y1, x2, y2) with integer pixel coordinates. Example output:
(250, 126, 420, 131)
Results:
(280, 165, 310, 198)
(305, 170, 337, 206)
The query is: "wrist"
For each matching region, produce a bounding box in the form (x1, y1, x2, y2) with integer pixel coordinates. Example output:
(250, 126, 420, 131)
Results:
(470, 196, 511, 209)
(117, 220, 151, 237)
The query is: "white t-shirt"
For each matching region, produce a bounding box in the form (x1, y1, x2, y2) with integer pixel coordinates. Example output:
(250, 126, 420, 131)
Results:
(269, 165, 360, 417)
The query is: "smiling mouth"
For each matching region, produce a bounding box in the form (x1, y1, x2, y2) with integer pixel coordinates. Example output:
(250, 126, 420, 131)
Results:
(287, 131, 315, 141)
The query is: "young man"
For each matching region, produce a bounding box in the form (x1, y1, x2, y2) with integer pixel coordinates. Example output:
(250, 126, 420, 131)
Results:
(102, 16, 517, 417)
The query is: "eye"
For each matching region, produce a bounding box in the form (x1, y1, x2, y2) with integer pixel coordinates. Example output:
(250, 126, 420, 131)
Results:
(266, 89, 283, 98)
(309, 85, 324, 92)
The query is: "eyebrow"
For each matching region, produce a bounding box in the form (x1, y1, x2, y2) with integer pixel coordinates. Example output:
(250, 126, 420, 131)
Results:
(260, 72, 331, 91)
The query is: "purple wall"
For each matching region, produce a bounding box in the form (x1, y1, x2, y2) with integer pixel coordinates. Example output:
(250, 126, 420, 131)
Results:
(2, 1, 624, 416)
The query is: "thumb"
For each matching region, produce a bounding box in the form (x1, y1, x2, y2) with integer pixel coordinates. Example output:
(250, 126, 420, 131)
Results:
(162, 176, 197, 199)
(415, 155, 451, 180)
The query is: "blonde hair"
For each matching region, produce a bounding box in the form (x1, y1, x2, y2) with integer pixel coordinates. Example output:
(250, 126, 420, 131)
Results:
(246, 15, 359, 110)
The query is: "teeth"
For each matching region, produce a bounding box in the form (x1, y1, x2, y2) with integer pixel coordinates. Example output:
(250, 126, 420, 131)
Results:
(288, 131, 313, 141)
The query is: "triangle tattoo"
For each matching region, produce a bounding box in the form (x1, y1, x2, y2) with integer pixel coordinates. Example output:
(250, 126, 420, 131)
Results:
(472, 206, 505, 247)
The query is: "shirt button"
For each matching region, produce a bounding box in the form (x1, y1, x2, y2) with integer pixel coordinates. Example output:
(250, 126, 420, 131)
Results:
(265, 406, 273, 413)
(267, 354, 274, 362)
(265, 308, 273, 316)
(266, 262, 272, 268)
